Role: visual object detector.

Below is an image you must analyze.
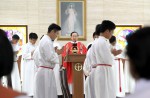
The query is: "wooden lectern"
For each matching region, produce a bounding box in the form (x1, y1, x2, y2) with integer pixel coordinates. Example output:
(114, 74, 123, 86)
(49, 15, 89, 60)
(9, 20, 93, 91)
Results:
(65, 54, 86, 98)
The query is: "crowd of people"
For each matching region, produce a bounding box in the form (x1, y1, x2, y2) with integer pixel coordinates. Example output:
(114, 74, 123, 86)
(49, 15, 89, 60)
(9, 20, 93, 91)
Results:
(0, 20, 150, 98)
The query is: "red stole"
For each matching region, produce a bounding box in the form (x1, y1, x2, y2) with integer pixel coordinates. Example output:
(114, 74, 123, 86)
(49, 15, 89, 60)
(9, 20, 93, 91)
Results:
(62, 42, 87, 84)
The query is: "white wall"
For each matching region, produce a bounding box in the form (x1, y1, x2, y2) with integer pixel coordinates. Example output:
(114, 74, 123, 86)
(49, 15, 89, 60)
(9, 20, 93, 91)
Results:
(0, 0, 150, 46)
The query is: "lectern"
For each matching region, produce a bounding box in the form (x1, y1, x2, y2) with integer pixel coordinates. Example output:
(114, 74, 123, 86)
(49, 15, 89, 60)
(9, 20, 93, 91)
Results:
(65, 54, 86, 98)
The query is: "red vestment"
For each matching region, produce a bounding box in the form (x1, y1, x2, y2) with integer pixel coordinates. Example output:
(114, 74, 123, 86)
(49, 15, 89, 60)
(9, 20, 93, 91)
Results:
(62, 42, 87, 84)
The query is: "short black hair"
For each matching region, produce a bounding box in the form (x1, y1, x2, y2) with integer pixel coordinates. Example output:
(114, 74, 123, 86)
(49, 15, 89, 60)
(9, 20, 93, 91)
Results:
(12, 34, 20, 40)
(0, 29, 14, 78)
(87, 44, 92, 51)
(93, 32, 96, 37)
(70, 31, 79, 36)
(95, 24, 101, 35)
(48, 23, 61, 33)
(126, 27, 150, 79)
(40, 35, 44, 40)
(100, 20, 116, 33)
(29, 32, 38, 39)
(109, 35, 116, 43)
(93, 32, 99, 38)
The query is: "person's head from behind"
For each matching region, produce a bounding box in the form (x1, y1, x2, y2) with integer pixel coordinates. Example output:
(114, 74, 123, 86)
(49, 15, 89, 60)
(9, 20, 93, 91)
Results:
(126, 27, 150, 80)
(47, 23, 61, 41)
(29, 32, 38, 45)
(109, 35, 116, 46)
(95, 24, 101, 36)
(93, 32, 99, 40)
(12, 34, 20, 44)
(100, 20, 116, 39)
(70, 31, 79, 42)
(0, 29, 14, 79)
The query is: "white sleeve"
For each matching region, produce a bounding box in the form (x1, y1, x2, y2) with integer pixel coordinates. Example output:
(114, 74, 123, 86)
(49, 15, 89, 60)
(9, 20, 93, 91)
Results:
(22, 45, 32, 60)
(33, 48, 39, 66)
(120, 48, 127, 59)
(83, 58, 91, 76)
(16, 44, 20, 51)
(53, 42, 62, 49)
(83, 58, 88, 76)
(12, 44, 19, 52)
(97, 41, 113, 65)
(41, 42, 59, 64)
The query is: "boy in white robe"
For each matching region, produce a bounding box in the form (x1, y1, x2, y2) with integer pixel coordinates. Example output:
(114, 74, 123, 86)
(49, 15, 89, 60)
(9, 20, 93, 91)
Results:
(89, 20, 117, 98)
(109, 36, 125, 97)
(84, 25, 100, 98)
(11, 34, 21, 92)
(33, 23, 63, 98)
(53, 41, 63, 97)
(84, 48, 96, 98)
(21, 32, 38, 96)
